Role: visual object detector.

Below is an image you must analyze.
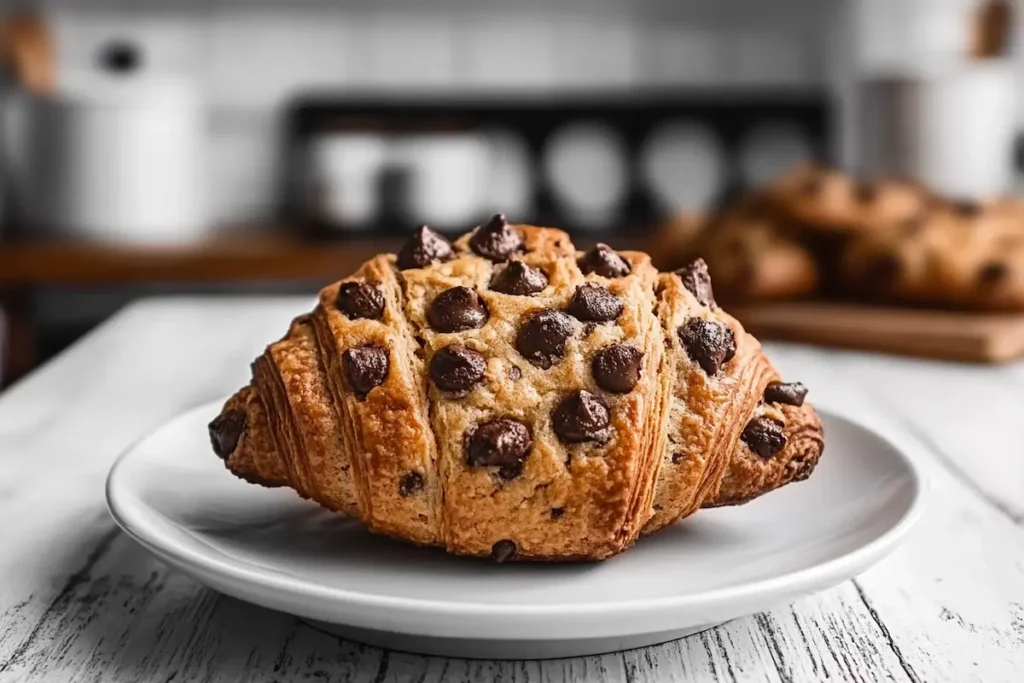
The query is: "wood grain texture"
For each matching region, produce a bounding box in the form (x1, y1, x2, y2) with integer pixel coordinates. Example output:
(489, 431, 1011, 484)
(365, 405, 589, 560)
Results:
(0, 236, 400, 285)
(732, 302, 1024, 363)
(768, 343, 1024, 682)
(0, 298, 1022, 682)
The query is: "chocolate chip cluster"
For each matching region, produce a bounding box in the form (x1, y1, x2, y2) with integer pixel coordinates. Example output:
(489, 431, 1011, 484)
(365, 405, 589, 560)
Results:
(334, 279, 392, 399)
(514, 246, 641, 448)
(399, 218, 645, 481)
(740, 381, 808, 458)
(673, 259, 735, 376)
(336, 219, 807, 518)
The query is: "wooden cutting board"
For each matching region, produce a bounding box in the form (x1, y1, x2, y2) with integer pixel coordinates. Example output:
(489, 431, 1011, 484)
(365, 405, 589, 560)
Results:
(729, 301, 1024, 363)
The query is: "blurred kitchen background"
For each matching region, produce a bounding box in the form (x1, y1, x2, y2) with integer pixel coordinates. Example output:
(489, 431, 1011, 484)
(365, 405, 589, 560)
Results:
(0, 0, 1020, 385)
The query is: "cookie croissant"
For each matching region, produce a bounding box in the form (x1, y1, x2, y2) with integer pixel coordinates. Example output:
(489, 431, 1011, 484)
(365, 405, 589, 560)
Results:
(209, 218, 824, 561)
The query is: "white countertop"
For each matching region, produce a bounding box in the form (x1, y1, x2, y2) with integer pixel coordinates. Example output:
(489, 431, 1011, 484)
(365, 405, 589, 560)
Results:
(0, 296, 1022, 682)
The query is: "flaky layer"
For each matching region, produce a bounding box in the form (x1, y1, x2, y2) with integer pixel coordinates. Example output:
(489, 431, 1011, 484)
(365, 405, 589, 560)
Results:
(218, 386, 288, 488)
(399, 228, 666, 559)
(313, 256, 442, 546)
(640, 273, 771, 535)
(707, 398, 825, 508)
(213, 223, 825, 561)
(254, 315, 359, 516)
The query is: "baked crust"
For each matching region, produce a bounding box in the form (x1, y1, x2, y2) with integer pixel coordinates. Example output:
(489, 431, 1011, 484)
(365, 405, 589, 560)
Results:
(400, 226, 666, 559)
(840, 204, 1024, 310)
(769, 165, 931, 236)
(211, 223, 826, 561)
(694, 200, 819, 302)
(641, 273, 770, 534)
(708, 396, 825, 508)
(312, 256, 442, 545)
(217, 386, 287, 488)
(253, 315, 358, 515)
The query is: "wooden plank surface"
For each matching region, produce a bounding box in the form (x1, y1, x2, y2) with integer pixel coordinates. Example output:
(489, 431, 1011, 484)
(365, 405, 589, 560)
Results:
(731, 301, 1024, 363)
(0, 298, 1022, 682)
(0, 235, 399, 285)
(0, 233, 642, 286)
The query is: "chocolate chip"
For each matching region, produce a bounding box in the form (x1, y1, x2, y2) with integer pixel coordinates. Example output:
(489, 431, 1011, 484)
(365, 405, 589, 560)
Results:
(979, 261, 1009, 287)
(497, 464, 523, 480)
(429, 345, 487, 392)
(799, 175, 823, 195)
(866, 253, 901, 288)
(671, 452, 685, 464)
(578, 243, 632, 278)
(491, 260, 548, 295)
(675, 258, 716, 307)
(465, 419, 533, 474)
(335, 281, 385, 320)
(469, 214, 523, 262)
(550, 507, 564, 519)
(742, 415, 787, 458)
(567, 283, 623, 323)
(508, 365, 522, 381)
(342, 346, 390, 397)
(428, 286, 489, 332)
(553, 391, 611, 444)
(209, 410, 246, 460)
(902, 215, 926, 236)
(399, 472, 424, 497)
(491, 539, 517, 563)
(516, 309, 574, 368)
(764, 381, 808, 407)
(952, 199, 981, 217)
(853, 181, 877, 203)
(592, 345, 643, 394)
(677, 318, 736, 376)
(397, 225, 454, 270)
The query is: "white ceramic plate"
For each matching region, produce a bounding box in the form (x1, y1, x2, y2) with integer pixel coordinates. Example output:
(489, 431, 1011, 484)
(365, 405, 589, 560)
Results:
(107, 401, 924, 660)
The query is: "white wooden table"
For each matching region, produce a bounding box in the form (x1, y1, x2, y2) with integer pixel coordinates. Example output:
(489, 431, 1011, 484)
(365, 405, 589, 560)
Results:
(1, 297, 1023, 682)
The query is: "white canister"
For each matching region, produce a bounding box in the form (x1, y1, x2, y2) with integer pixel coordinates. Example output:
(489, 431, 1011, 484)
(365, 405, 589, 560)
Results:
(397, 133, 489, 227)
(302, 133, 388, 229)
(19, 68, 207, 244)
(543, 121, 629, 229)
(859, 60, 1017, 200)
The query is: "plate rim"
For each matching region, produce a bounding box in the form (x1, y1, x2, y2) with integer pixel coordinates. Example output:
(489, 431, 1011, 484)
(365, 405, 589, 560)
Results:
(106, 399, 926, 622)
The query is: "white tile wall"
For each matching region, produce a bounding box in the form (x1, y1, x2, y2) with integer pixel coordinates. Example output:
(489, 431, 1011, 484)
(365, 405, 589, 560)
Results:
(206, 111, 280, 227)
(205, 9, 353, 108)
(51, 9, 206, 78)
(642, 25, 724, 87)
(41, 1, 831, 225)
(456, 13, 561, 90)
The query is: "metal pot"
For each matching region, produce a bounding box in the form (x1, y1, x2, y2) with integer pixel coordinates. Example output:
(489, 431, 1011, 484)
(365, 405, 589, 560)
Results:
(12, 40, 208, 243)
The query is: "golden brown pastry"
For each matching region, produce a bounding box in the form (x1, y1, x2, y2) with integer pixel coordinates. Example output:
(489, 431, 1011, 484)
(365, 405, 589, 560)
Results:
(642, 263, 767, 533)
(312, 255, 443, 546)
(689, 200, 820, 302)
(399, 223, 666, 559)
(707, 379, 824, 507)
(208, 218, 826, 561)
(252, 315, 358, 515)
(768, 164, 932, 236)
(209, 386, 287, 488)
(840, 202, 1024, 310)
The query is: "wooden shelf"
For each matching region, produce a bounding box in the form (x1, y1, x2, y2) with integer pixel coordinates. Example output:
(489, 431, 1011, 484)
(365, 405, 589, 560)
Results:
(0, 230, 401, 384)
(0, 230, 651, 286)
(0, 227, 650, 383)
(0, 232, 403, 286)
